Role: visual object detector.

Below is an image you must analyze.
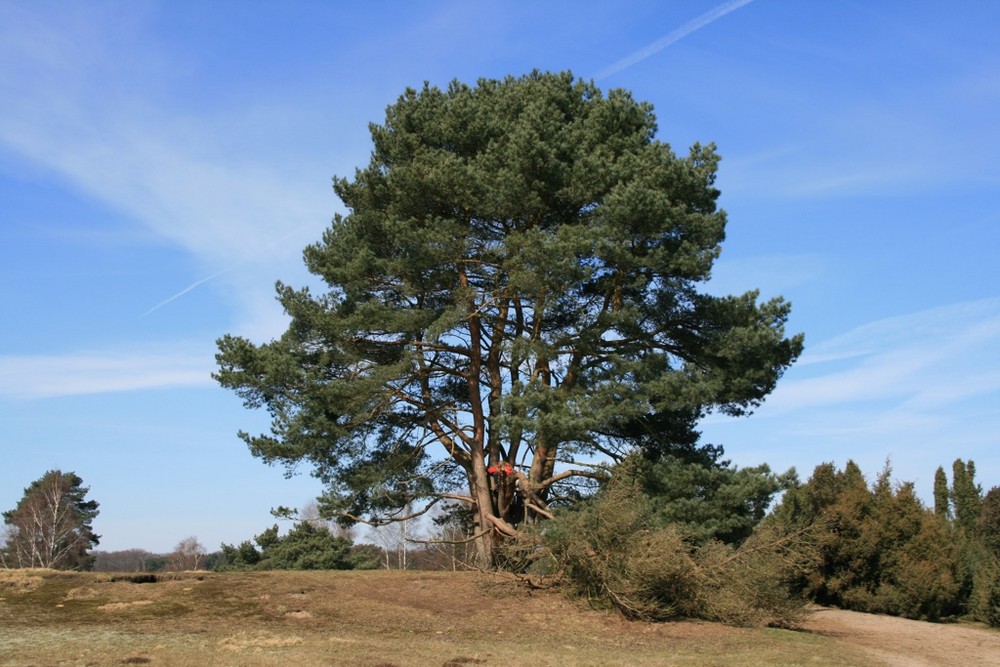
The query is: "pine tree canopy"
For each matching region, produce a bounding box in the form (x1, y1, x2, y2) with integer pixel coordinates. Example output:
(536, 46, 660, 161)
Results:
(214, 71, 804, 565)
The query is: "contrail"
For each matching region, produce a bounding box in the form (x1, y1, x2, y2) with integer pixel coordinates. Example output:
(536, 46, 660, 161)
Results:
(141, 267, 234, 317)
(139, 222, 316, 317)
(595, 0, 756, 80)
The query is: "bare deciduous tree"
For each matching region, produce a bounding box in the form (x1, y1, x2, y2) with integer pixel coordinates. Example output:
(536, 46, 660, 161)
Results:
(300, 501, 355, 541)
(167, 536, 205, 571)
(370, 503, 418, 570)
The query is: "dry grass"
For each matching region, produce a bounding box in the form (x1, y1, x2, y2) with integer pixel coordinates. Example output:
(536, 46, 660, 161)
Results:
(0, 568, 879, 667)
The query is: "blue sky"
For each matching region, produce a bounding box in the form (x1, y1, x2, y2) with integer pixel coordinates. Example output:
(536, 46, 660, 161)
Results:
(2, 0, 998, 553)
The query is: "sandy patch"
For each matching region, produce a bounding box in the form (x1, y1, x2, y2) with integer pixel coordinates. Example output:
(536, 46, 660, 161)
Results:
(218, 631, 304, 651)
(802, 605, 1000, 667)
(97, 600, 155, 611)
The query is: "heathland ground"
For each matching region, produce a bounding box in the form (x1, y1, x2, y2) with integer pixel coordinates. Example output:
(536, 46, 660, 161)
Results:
(2, 569, 999, 666)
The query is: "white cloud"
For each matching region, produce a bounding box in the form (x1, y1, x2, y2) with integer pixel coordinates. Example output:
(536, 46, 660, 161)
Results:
(798, 298, 1000, 366)
(0, 2, 341, 323)
(0, 348, 216, 399)
(713, 40, 1000, 201)
(0, 108, 333, 266)
(0, 5, 363, 373)
(759, 298, 1000, 415)
(701, 299, 1000, 496)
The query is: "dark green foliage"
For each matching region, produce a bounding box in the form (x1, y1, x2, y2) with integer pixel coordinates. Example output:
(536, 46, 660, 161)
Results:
(218, 538, 263, 570)
(262, 523, 351, 570)
(771, 461, 988, 622)
(540, 458, 812, 626)
(952, 459, 983, 532)
(978, 487, 1000, 554)
(345, 543, 383, 571)
(200, 551, 227, 571)
(934, 466, 950, 518)
(2, 470, 100, 570)
(868, 483, 961, 620)
(933, 461, 1000, 625)
(770, 461, 877, 608)
(217, 522, 363, 571)
(214, 71, 803, 564)
(983, 562, 1000, 627)
(642, 455, 796, 545)
(962, 537, 1000, 625)
(144, 554, 168, 572)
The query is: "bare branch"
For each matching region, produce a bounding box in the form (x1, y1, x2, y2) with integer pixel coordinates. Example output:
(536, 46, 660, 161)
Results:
(406, 527, 492, 546)
(338, 494, 471, 527)
(524, 501, 555, 520)
(539, 468, 611, 488)
(486, 514, 519, 537)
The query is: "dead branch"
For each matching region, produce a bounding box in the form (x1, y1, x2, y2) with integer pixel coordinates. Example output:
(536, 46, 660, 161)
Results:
(406, 527, 492, 546)
(524, 501, 555, 520)
(486, 514, 519, 537)
(721, 525, 815, 566)
(539, 468, 611, 488)
(604, 583, 645, 619)
(339, 495, 452, 527)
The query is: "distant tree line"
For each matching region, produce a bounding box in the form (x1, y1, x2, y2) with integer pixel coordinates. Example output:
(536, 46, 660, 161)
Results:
(92, 536, 217, 572)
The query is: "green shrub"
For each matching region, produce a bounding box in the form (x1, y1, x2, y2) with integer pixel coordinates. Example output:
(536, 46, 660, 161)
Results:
(216, 521, 356, 571)
(984, 568, 1000, 627)
(964, 542, 1000, 625)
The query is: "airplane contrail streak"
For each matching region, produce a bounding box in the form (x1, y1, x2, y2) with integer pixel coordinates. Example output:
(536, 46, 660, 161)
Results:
(141, 267, 233, 317)
(595, 0, 756, 80)
(139, 222, 317, 318)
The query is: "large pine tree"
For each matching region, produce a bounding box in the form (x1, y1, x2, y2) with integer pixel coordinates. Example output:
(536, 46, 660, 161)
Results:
(215, 71, 803, 567)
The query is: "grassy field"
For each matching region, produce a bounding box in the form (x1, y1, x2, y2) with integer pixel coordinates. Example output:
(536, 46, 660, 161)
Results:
(0, 568, 880, 667)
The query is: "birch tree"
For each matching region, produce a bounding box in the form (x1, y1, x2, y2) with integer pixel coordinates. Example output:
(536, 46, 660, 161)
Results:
(2, 470, 100, 570)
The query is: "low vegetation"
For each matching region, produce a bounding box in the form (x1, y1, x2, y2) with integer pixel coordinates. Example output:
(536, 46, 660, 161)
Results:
(216, 521, 379, 571)
(529, 456, 813, 626)
(0, 568, 881, 667)
(10, 457, 999, 634)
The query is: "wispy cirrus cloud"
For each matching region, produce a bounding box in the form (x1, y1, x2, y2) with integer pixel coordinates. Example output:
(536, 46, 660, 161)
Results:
(718, 65, 1000, 200)
(796, 298, 1000, 368)
(759, 298, 1000, 416)
(700, 298, 1000, 491)
(0, 106, 332, 266)
(0, 347, 216, 399)
(0, 2, 338, 323)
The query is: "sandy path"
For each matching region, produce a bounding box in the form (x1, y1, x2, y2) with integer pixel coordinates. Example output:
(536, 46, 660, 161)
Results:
(801, 606, 1000, 667)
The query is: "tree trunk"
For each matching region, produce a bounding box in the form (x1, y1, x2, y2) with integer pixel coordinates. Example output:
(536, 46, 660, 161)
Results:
(471, 466, 498, 569)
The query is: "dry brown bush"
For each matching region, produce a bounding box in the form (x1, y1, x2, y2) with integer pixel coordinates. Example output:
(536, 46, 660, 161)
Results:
(539, 471, 815, 626)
